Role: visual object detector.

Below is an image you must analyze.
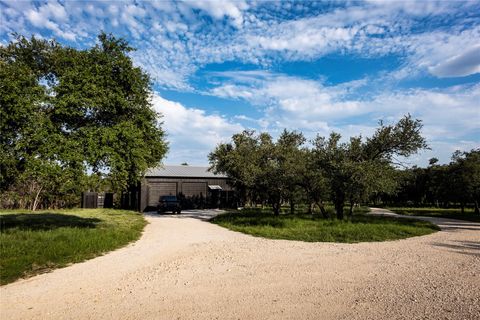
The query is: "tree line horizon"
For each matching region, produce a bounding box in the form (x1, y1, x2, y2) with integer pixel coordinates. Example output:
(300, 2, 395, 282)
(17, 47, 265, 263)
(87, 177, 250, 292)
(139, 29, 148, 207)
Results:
(209, 123, 479, 218)
(1, 33, 478, 215)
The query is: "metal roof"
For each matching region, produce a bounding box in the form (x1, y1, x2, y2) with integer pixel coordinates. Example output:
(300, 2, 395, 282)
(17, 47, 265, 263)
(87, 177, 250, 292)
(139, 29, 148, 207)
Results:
(145, 165, 228, 178)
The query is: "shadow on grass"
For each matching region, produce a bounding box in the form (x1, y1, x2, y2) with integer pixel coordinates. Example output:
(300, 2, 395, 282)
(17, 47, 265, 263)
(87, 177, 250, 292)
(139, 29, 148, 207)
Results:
(0, 213, 101, 231)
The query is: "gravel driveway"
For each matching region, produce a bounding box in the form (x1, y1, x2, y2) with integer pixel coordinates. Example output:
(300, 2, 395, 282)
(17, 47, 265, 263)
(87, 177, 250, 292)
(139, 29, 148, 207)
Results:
(1, 208, 479, 319)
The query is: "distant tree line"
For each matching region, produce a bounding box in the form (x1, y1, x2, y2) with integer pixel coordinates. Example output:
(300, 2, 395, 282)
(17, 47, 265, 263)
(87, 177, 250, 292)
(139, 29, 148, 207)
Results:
(0, 34, 167, 210)
(209, 115, 434, 219)
(379, 150, 480, 214)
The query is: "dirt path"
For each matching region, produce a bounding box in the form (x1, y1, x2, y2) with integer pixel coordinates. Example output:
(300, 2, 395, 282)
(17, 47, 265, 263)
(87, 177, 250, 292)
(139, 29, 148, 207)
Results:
(1, 208, 479, 319)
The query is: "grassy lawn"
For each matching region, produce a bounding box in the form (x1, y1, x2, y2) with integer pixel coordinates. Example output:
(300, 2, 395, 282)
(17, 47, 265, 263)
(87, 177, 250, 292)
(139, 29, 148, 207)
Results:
(211, 208, 439, 243)
(0, 209, 146, 285)
(388, 207, 480, 222)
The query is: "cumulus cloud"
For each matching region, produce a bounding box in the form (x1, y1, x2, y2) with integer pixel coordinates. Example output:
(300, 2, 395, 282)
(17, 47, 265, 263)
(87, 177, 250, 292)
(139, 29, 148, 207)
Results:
(151, 93, 243, 165)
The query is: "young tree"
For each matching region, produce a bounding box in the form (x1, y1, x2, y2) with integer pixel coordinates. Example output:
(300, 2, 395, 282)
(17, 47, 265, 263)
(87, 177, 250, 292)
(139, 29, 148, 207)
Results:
(312, 115, 427, 219)
(209, 130, 308, 215)
(209, 130, 263, 207)
(300, 149, 330, 217)
(275, 130, 306, 214)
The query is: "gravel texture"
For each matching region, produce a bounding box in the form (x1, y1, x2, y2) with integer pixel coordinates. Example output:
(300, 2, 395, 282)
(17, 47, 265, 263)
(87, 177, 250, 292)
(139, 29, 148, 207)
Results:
(1, 208, 479, 320)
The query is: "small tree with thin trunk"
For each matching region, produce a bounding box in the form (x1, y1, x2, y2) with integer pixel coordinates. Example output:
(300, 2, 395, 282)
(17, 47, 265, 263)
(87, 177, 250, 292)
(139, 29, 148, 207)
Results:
(312, 115, 427, 219)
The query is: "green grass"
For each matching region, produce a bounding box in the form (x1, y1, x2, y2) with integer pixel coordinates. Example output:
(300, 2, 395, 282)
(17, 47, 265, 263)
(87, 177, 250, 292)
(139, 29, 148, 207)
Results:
(0, 208, 146, 285)
(388, 207, 480, 222)
(211, 209, 439, 243)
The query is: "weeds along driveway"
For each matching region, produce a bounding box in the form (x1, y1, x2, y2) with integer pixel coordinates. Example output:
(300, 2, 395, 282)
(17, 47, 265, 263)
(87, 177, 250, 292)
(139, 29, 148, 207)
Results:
(1, 209, 479, 320)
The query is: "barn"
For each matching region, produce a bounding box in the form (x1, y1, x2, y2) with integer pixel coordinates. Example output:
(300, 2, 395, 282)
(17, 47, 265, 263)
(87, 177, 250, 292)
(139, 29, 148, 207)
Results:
(139, 165, 236, 212)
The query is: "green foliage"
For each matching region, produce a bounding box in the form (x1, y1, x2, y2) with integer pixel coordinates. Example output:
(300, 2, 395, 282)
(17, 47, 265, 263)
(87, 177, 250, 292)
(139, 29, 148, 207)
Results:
(211, 209, 439, 243)
(0, 33, 167, 209)
(210, 115, 426, 218)
(312, 114, 427, 219)
(449, 149, 480, 213)
(383, 149, 480, 214)
(0, 209, 146, 285)
(209, 130, 308, 215)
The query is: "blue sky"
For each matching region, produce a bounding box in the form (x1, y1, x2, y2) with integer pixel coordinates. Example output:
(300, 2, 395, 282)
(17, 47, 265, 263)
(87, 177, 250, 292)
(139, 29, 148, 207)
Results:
(1, 0, 479, 166)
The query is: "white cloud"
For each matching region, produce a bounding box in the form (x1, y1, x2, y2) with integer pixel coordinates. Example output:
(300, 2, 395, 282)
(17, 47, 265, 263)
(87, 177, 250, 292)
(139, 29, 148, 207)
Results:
(407, 139, 480, 168)
(1, 0, 478, 168)
(24, 1, 74, 40)
(151, 93, 243, 165)
(211, 72, 367, 123)
(398, 26, 480, 79)
(246, 25, 357, 55)
(182, 0, 249, 28)
(45, 1, 68, 21)
(26, 9, 44, 28)
(429, 45, 480, 78)
(153, 78, 480, 165)
(4, 0, 480, 88)
(366, 85, 480, 138)
(209, 72, 480, 165)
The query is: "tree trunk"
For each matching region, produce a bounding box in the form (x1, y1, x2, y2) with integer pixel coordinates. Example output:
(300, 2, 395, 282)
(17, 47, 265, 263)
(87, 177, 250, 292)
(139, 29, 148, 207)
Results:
(307, 203, 313, 214)
(335, 200, 344, 220)
(272, 202, 280, 215)
(32, 186, 43, 212)
(348, 201, 354, 218)
(474, 200, 479, 215)
(290, 199, 295, 215)
(461, 202, 465, 214)
(334, 190, 345, 220)
(316, 201, 329, 219)
(28, 182, 35, 210)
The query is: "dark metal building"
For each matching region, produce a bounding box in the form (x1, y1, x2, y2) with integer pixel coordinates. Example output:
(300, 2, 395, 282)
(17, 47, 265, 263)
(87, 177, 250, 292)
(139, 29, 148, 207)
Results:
(139, 165, 235, 212)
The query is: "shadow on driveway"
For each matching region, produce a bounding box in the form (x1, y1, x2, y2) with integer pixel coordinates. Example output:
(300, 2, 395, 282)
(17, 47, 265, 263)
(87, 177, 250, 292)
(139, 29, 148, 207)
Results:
(432, 240, 480, 257)
(144, 209, 225, 221)
(369, 207, 480, 232)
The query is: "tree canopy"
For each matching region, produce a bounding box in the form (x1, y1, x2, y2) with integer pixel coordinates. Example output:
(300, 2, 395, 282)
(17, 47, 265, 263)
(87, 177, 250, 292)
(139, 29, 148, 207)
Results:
(209, 115, 428, 218)
(312, 115, 427, 219)
(383, 149, 480, 213)
(0, 33, 167, 210)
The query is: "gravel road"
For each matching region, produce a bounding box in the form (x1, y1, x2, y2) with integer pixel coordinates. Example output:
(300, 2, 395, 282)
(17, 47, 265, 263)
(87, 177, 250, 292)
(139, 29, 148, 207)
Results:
(1, 208, 479, 320)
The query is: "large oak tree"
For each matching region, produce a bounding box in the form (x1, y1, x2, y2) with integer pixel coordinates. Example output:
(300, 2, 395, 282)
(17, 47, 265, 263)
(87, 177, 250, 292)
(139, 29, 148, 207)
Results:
(0, 33, 167, 210)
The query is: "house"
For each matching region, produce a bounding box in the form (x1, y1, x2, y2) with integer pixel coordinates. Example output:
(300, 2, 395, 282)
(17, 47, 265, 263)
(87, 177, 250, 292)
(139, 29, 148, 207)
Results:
(138, 165, 236, 212)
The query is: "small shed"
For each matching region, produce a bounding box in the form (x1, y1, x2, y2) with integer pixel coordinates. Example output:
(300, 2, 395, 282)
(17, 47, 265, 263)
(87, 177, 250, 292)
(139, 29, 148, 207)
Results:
(139, 165, 235, 212)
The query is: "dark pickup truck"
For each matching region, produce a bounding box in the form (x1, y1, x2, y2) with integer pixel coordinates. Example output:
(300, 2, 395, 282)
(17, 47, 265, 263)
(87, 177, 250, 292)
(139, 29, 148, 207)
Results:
(157, 195, 181, 214)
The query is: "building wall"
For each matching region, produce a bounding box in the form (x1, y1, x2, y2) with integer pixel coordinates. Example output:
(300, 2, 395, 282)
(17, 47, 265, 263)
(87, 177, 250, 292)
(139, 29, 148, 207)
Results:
(140, 177, 233, 212)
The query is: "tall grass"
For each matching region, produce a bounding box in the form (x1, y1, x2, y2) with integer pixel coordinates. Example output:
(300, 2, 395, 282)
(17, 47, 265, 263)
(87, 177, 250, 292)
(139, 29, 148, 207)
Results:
(0, 209, 146, 285)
